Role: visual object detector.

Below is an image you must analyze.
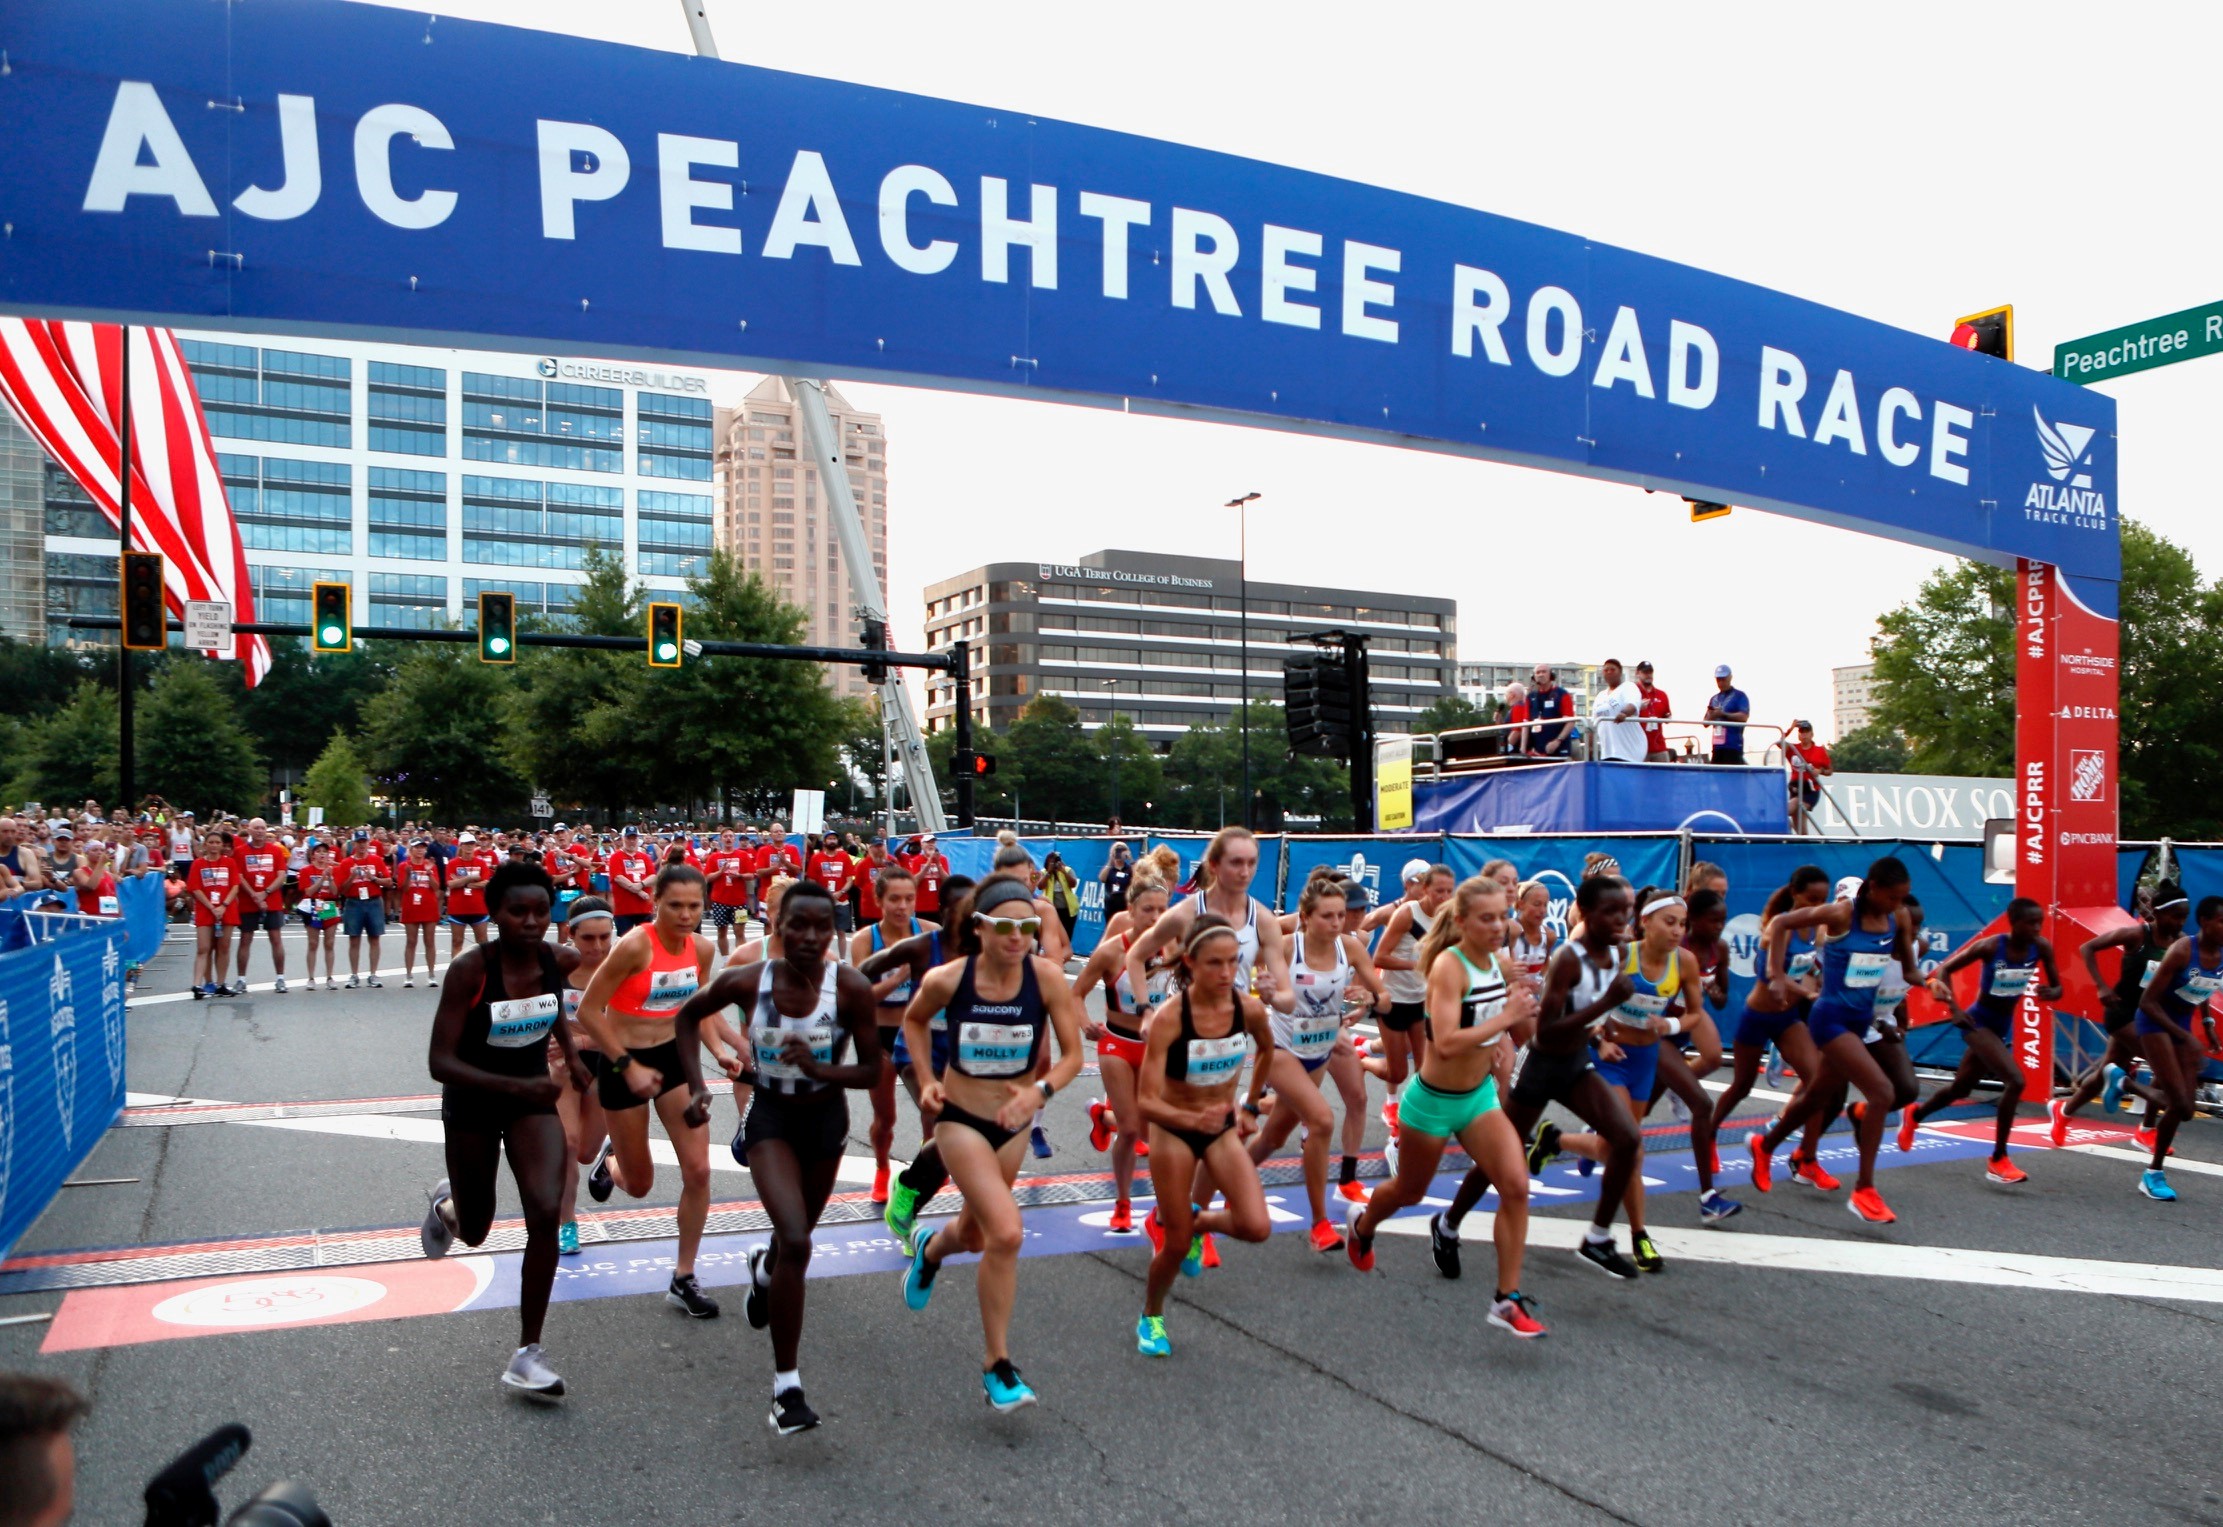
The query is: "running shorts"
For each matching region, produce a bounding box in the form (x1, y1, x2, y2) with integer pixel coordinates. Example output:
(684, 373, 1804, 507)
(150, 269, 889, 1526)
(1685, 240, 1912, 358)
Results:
(449, 912, 488, 927)
(441, 1084, 556, 1133)
(340, 899, 386, 938)
(1396, 1072, 1499, 1139)
(596, 1039, 688, 1111)
(236, 908, 284, 934)
(1097, 1027, 1145, 1068)
(740, 1090, 850, 1164)
(1509, 1044, 1594, 1109)
(937, 1099, 1020, 1154)
(1380, 1000, 1428, 1034)
(1595, 1040, 1661, 1099)
(1961, 1006, 2013, 1040)
(1734, 1002, 1800, 1050)
(1805, 1000, 1874, 1048)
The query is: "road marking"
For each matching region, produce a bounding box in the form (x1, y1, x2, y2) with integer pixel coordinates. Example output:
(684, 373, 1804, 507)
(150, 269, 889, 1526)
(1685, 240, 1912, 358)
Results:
(2067, 1142, 2223, 1177)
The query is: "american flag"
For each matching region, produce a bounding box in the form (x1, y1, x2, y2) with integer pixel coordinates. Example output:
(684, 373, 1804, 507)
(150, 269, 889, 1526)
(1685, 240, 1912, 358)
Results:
(0, 319, 271, 684)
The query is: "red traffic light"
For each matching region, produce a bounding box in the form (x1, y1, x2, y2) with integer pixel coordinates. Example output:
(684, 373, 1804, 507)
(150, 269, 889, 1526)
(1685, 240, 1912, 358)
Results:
(954, 749, 997, 777)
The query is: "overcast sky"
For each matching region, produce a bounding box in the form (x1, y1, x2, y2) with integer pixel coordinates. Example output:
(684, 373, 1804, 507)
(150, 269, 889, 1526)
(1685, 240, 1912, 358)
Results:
(372, 0, 2223, 741)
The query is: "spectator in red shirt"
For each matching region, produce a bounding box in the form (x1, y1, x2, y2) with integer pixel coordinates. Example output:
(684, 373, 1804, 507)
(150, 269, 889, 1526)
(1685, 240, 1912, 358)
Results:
(337, 830, 393, 988)
(757, 824, 804, 905)
(855, 838, 901, 925)
(1784, 720, 1835, 830)
(606, 825, 658, 934)
(1495, 681, 1530, 758)
(1634, 661, 1674, 763)
(704, 829, 753, 956)
(397, 839, 444, 986)
(445, 831, 498, 960)
(231, 816, 290, 995)
(807, 831, 858, 932)
(903, 832, 950, 917)
(187, 832, 241, 998)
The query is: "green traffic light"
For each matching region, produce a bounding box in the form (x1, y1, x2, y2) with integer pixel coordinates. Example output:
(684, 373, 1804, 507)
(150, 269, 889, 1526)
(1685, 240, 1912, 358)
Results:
(657, 642, 677, 662)
(490, 636, 511, 655)
(320, 624, 343, 645)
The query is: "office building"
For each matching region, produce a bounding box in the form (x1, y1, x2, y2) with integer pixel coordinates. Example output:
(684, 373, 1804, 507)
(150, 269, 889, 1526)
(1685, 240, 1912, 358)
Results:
(0, 409, 43, 642)
(920, 548, 1456, 745)
(1456, 659, 1602, 714)
(712, 377, 888, 700)
(1834, 662, 1877, 737)
(37, 332, 717, 648)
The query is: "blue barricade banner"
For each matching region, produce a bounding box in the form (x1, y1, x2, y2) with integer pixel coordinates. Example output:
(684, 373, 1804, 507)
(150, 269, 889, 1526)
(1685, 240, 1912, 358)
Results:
(1414, 764, 1788, 836)
(1276, 840, 1410, 914)
(0, 917, 130, 1259)
(2171, 845, 2223, 913)
(938, 836, 1124, 957)
(1440, 836, 1682, 940)
(2, 877, 166, 967)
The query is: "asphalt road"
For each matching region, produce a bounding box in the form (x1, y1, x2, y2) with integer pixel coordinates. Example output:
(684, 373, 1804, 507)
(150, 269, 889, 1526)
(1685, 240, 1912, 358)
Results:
(8, 925, 2223, 1526)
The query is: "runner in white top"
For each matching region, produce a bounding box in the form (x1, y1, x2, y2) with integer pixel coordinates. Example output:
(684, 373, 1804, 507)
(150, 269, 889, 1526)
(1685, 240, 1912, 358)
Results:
(1123, 827, 1295, 1022)
(1363, 862, 1455, 1131)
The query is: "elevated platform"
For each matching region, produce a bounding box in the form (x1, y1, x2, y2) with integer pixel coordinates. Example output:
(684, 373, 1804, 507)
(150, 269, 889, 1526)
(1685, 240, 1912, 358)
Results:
(1412, 760, 1790, 835)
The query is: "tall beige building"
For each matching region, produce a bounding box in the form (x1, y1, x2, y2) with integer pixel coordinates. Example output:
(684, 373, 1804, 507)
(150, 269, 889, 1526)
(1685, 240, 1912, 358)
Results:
(714, 378, 888, 700)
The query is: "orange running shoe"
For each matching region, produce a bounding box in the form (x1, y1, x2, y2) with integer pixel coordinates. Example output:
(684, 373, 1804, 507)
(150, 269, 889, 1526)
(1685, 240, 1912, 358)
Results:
(1108, 1200, 1133, 1233)
(1746, 1131, 1773, 1193)
(1381, 1096, 1401, 1140)
(1986, 1155, 2028, 1185)
(1142, 1205, 1166, 1255)
(2133, 1126, 2159, 1154)
(1846, 1185, 1896, 1224)
(2047, 1099, 2070, 1149)
(1847, 1100, 1867, 1130)
(1086, 1098, 1115, 1153)
(1200, 1233, 1221, 1270)
(1309, 1218, 1345, 1254)
(1708, 1142, 1722, 1177)
(871, 1165, 891, 1205)
(1790, 1155, 1841, 1193)
(1135, 1137, 1150, 1158)
(1896, 1104, 1922, 1154)
(1337, 1179, 1371, 1204)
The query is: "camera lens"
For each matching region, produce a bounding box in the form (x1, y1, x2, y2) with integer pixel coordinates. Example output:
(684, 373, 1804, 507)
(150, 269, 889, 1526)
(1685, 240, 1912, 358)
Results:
(225, 1480, 330, 1527)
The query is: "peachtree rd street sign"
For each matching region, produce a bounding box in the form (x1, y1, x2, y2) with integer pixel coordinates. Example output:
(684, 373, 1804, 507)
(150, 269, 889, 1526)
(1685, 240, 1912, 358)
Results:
(2054, 299, 2223, 385)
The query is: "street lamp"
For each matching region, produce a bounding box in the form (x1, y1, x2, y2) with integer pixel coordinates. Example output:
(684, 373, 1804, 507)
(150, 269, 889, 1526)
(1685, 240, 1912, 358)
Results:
(1226, 491, 1261, 829)
(1102, 677, 1121, 825)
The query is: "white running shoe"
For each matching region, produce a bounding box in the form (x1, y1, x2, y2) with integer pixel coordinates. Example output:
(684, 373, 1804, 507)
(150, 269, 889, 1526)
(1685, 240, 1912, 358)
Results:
(366, 975, 383, 988)
(345, 974, 360, 990)
(501, 1343, 564, 1399)
(272, 976, 287, 994)
(421, 1178, 456, 1258)
(403, 975, 414, 988)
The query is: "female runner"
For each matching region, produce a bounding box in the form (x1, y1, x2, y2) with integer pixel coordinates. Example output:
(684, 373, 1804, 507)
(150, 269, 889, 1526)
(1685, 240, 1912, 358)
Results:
(298, 843, 341, 991)
(188, 831, 241, 1000)
(1797, 894, 1925, 1183)
(898, 877, 1086, 1411)
(862, 876, 976, 1245)
(2059, 884, 2184, 1135)
(1906, 896, 2059, 1184)
(1705, 866, 1830, 1147)
(551, 895, 616, 1256)
(1344, 877, 1545, 1337)
(1358, 862, 1455, 1116)
(673, 879, 881, 1434)
(1073, 873, 1174, 1232)
(1746, 857, 1922, 1224)
(1509, 881, 1557, 983)
(573, 863, 740, 1319)
(1133, 915, 1276, 1356)
(419, 862, 588, 1399)
(1246, 878, 1388, 1253)
(1323, 880, 1380, 1202)
(397, 840, 443, 988)
(852, 864, 928, 1205)
(1631, 887, 1739, 1222)
(2128, 895, 2223, 1201)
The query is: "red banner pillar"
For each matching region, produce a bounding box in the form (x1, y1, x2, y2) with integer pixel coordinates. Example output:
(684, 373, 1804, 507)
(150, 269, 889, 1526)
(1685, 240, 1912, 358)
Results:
(2013, 559, 2130, 1100)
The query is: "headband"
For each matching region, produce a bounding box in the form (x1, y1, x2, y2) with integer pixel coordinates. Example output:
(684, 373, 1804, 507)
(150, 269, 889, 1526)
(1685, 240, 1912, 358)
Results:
(568, 909, 616, 928)
(1185, 922, 1240, 955)
(2154, 897, 2189, 912)
(1641, 895, 1686, 919)
(973, 881, 1036, 917)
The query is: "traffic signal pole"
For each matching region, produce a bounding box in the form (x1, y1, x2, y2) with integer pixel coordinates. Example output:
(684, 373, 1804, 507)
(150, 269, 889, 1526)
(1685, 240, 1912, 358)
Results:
(116, 325, 134, 813)
(1344, 632, 1374, 831)
(951, 638, 974, 828)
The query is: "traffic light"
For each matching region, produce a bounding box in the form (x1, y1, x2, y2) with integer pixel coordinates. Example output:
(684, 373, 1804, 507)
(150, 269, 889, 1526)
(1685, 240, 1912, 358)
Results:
(952, 749, 997, 777)
(1951, 305, 2013, 362)
(859, 617, 888, 685)
(648, 602, 682, 668)
(1685, 498, 1732, 523)
(311, 580, 351, 654)
(120, 551, 166, 650)
(1284, 653, 1353, 757)
(478, 590, 516, 664)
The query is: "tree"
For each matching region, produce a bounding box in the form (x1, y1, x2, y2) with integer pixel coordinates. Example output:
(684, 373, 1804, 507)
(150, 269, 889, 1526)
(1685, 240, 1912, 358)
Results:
(236, 639, 395, 780)
(926, 722, 1014, 819)
(7, 680, 118, 807)
(1413, 693, 1490, 735)
(999, 695, 1103, 823)
(360, 645, 530, 820)
(0, 637, 99, 715)
(302, 729, 373, 826)
(1095, 714, 1165, 825)
(137, 659, 264, 814)
(1159, 699, 1353, 830)
(1831, 723, 1909, 775)
(1866, 519, 2223, 838)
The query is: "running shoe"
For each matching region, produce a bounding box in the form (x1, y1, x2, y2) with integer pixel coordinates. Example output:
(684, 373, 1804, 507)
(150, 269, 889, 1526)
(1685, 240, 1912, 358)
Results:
(2101, 1064, 2126, 1114)
(1985, 1155, 2028, 1186)
(1344, 1199, 1375, 1272)
(665, 1273, 720, 1319)
(1182, 1228, 1206, 1279)
(1107, 1201, 1133, 1234)
(1790, 1155, 1841, 1193)
(2138, 1169, 2176, 1201)
(1353, 1036, 1374, 1059)
(1135, 1313, 1170, 1359)
(420, 1178, 456, 1258)
(192, 985, 206, 1000)
(557, 1220, 580, 1257)
(1142, 1205, 1167, 1256)
(1698, 1189, 1744, 1225)
(1576, 1155, 1596, 1179)
(1846, 1186, 1896, 1224)
(1381, 1096, 1401, 1139)
(2133, 1126, 2159, 1155)
(1488, 1291, 1548, 1339)
(345, 974, 359, 990)
(730, 1121, 748, 1168)
(1428, 1212, 1460, 1279)
(1745, 1132, 1773, 1193)
(1763, 1046, 1784, 1089)
(1201, 1232, 1222, 1270)
(402, 975, 414, 989)
(1526, 1121, 1563, 1177)
(1847, 1100, 1867, 1130)
(903, 1227, 939, 1309)
(1896, 1104, 1921, 1154)
(1576, 1235, 1639, 1280)
(769, 1388, 819, 1436)
(366, 975, 383, 988)
(1708, 1142, 1722, 1177)
(213, 983, 235, 999)
(870, 1165, 890, 1206)
(1337, 1179, 1370, 1204)
(1029, 1123, 1053, 1160)
(1309, 1218, 1345, 1255)
(1383, 1134, 1399, 1180)
(2047, 1099, 2071, 1149)
(500, 1343, 564, 1400)
(1087, 1098, 1114, 1152)
(983, 1359, 1037, 1412)
(1134, 1137, 1149, 1158)
(1632, 1234, 1665, 1274)
(1668, 1091, 1689, 1124)
(272, 976, 287, 994)
(586, 1138, 616, 1203)
(744, 1246, 770, 1330)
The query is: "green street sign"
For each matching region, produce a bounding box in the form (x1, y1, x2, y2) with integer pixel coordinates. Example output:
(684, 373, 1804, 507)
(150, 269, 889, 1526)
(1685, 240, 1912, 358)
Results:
(2054, 300, 2223, 385)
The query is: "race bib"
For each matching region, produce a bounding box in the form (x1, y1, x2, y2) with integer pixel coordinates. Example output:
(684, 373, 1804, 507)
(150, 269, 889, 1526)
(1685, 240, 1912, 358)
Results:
(1787, 950, 1820, 980)
(486, 993, 559, 1048)
(356, 884, 372, 900)
(2175, 973, 2221, 1004)
(98, 895, 119, 915)
(1614, 990, 1669, 1025)
(1286, 1009, 1340, 1059)
(1988, 965, 2035, 999)
(956, 1020, 1034, 1076)
(1460, 992, 1507, 1032)
(640, 965, 698, 1012)
(1843, 952, 1888, 989)
(753, 1021, 836, 1080)
(1183, 1034, 1248, 1084)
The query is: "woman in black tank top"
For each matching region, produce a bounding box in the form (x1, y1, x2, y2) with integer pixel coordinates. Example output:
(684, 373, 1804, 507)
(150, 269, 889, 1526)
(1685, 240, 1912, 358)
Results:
(422, 862, 587, 1401)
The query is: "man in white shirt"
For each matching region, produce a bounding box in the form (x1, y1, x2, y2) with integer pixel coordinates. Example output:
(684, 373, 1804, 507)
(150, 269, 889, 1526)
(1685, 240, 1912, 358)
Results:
(1591, 657, 1648, 763)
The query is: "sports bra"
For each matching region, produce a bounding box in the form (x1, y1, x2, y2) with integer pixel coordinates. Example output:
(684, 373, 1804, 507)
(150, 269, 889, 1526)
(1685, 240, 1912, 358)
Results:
(1974, 934, 2041, 1016)
(1558, 942, 1622, 1039)
(1163, 990, 1250, 1086)
(945, 954, 1047, 1080)
(1110, 929, 1174, 1033)
(869, 918, 925, 1008)
(2159, 940, 2223, 1020)
(455, 943, 564, 1081)
(608, 927, 703, 1021)
(1382, 902, 1435, 1004)
(2114, 925, 2171, 1003)
(1610, 944, 1681, 1040)
(1434, 948, 1507, 1048)
(750, 959, 847, 1097)
(1273, 936, 1352, 1061)
(1509, 927, 1553, 977)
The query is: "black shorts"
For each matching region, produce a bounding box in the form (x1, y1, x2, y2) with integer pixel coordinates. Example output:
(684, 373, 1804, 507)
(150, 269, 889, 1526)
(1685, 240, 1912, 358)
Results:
(707, 903, 741, 929)
(597, 1039, 688, 1112)
(1154, 1113, 1235, 1160)
(1510, 1044, 1596, 1109)
(236, 907, 284, 933)
(740, 1090, 851, 1164)
(937, 1100, 1020, 1154)
(2103, 1002, 2137, 1035)
(1380, 1000, 1428, 1034)
(615, 913, 651, 935)
(441, 1084, 557, 1134)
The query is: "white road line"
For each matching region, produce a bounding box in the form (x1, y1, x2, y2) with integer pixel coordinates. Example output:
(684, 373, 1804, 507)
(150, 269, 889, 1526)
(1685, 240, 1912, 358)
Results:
(1379, 1212, 2223, 1303)
(2067, 1142, 2223, 1178)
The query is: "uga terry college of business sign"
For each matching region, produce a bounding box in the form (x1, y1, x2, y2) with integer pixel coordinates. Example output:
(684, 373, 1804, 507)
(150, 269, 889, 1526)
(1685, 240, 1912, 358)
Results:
(0, 0, 2119, 607)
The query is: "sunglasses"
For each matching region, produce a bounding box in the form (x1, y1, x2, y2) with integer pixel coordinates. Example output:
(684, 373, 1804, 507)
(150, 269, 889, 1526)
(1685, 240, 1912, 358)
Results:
(972, 912, 1043, 940)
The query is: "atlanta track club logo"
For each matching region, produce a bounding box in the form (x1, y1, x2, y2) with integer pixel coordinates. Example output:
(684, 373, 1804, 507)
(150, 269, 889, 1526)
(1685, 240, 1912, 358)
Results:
(2069, 749, 2107, 804)
(2026, 408, 2107, 527)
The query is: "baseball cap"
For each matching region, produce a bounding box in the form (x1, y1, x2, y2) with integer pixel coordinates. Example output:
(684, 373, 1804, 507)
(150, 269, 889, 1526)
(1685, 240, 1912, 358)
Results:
(52, 825, 73, 839)
(1713, 664, 1733, 678)
(1401, 858, 1432, 885)
(1834, 875, 1863, 902)
(622, 825, 639, 836)
(921, 832, 936, 843)
(552, 822, 568, 831)
(1793, 718, 1813, 731)
(353, 829, 369, 840)
(1635, 660, 1653, 672)
(457, 832, 477, 844)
